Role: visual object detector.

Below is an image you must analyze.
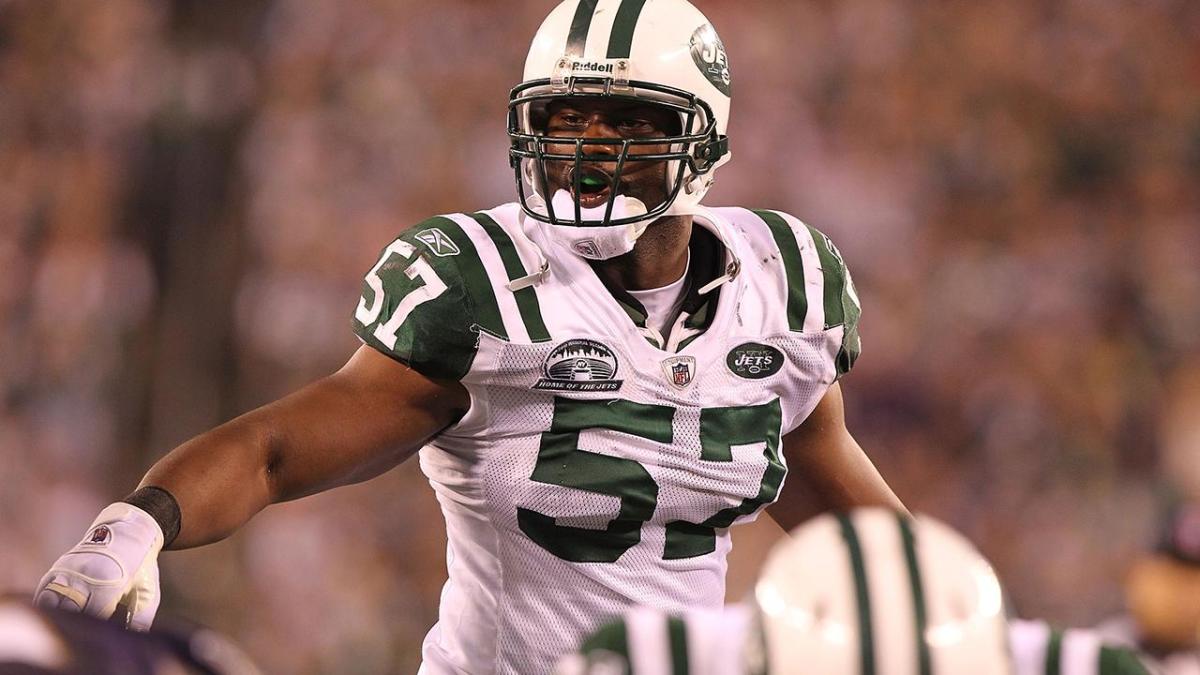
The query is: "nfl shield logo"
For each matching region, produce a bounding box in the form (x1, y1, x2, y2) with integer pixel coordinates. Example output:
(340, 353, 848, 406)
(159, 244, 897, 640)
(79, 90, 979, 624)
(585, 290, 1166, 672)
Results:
(661, 356, 696, 390)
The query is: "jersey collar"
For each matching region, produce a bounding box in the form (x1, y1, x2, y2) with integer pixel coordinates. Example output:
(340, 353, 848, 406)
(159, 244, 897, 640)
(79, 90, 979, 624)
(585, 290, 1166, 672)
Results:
(589, 210, 741, 351)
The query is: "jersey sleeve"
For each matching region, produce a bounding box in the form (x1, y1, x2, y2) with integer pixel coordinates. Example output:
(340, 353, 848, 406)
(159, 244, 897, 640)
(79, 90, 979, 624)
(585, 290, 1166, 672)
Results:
(808, 225, 862, 379)
(752, 209, 862, 379)
(352, 220, 482, 381)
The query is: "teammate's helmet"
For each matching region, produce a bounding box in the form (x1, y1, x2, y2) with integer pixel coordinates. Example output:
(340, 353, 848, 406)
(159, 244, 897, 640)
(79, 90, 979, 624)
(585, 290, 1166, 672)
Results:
(751, 509, 1012, 675)
(508, 0, 732, 228)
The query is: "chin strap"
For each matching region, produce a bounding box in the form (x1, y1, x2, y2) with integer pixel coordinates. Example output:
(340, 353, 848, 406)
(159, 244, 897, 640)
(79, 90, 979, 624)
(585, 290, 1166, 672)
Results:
(507, 259, 550, 291)
(696, 260, 740, 296)
(507, 214, 553, 291)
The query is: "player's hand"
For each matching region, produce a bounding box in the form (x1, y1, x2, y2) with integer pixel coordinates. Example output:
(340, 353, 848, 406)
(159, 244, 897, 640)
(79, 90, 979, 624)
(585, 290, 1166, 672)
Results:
(34, 502, 165, 631)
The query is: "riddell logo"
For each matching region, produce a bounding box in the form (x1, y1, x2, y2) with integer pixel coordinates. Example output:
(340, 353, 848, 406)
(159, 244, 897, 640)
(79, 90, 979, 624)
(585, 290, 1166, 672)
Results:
(570, 61, 615, 74)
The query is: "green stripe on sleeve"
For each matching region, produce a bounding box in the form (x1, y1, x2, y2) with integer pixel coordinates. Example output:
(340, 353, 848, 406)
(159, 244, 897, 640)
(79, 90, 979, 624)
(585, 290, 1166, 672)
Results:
(567, 0, 600, 57)
(606, 0, 649, 58)
(469, 213, 551, 342)
(837, 513, 876, 675)
(667, 615, 690, 675)
(432, 217, 507, 340)
(805, 223, 862, 376)
(806, 224, 847, 328)
(1044, 629, 1063, 675)
(754, 210, 809, 331)
(898, 515, 933, 675)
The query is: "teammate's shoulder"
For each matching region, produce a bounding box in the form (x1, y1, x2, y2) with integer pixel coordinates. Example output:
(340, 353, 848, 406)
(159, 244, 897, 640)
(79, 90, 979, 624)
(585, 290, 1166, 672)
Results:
(1009, 619, 1151, 675)
(567, 605, 756, 675)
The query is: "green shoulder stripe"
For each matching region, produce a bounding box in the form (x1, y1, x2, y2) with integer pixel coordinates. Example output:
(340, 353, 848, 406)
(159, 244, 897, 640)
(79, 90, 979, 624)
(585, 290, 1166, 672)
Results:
(352, 216, 503, 381)
(418, 217, 506, 339)
(805, 224, 847, 328)
(806, 223, 862, 377)
(469, 212, 551, 342)
(753, 209, 809, 332)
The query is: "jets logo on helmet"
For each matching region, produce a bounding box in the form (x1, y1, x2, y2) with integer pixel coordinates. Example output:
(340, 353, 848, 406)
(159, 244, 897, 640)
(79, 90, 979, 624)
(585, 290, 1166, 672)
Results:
(508, 0, 733, 239)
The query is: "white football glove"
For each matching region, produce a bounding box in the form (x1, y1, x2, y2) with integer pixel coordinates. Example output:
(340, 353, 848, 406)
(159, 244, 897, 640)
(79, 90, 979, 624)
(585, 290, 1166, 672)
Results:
(34, 502, 165, 631)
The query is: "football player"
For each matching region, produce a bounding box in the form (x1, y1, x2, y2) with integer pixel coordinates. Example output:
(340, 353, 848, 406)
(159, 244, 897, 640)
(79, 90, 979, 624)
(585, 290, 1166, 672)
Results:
(557, 509, 1151, 675)
(34, 2, 906, 673)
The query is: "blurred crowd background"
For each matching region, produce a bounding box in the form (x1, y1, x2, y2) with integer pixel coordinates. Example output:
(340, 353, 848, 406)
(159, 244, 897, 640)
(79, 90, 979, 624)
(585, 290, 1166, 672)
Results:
(2, 0, 1199, 672)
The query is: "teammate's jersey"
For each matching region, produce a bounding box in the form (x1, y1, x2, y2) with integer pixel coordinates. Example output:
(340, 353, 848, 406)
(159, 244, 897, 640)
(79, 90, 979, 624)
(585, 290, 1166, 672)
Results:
(354, 203, 860, 675)
(1010, 620, 1152, 675)
(556, 609, 1151, 675)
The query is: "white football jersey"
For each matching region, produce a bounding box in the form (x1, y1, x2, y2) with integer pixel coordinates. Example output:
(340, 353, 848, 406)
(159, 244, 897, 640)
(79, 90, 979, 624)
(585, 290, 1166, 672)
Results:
(557, 610, 1152, 675)
(354, 202, 860, 675)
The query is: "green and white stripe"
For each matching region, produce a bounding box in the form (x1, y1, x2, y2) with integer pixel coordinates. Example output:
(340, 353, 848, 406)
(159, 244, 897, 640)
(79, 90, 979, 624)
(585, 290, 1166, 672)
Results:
(411, 216, 507, 339)
(564, 0, 652, 62)
(570, 606, 755, 675)
(753, 208, 862, 375)
(1010, 621, 1151, 675)
(834, 511, 944, 675)
(754, 209, 838, 334)
(444, 213, 549, 344)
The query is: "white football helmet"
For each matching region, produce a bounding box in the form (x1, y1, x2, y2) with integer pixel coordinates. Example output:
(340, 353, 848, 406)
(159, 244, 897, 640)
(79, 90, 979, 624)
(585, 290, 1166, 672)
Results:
(508, 0, 732, 229)
(751, 509, 1012, 675)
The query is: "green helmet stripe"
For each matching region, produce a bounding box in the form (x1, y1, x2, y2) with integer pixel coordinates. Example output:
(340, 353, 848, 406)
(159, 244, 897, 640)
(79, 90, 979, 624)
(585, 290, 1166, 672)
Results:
(566, 0, 600, 57)
(898, 515, 933, 675)
(468, 213, 551, 343)
(837, 513, 876, 675)
(754, 210, 810, 332)
(1044, 629, 1063, 675)
(667, 615, 690, 675)
(606, 0, 649, 58)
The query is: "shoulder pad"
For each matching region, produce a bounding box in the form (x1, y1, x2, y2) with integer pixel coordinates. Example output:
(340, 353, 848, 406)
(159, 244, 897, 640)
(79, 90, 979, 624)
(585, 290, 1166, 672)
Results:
(750, 209, 862, 377)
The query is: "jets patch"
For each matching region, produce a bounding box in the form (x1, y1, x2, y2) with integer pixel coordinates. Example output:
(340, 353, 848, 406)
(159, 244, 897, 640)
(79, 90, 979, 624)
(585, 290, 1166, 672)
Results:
(661, 355, 696, 390)
(727, 343, 784, 379)
(415, 228, 460, 257)
(533, 339, 622, 392)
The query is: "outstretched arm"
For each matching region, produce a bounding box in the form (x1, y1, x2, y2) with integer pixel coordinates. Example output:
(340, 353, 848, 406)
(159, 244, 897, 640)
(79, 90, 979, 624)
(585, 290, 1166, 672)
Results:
(143, 344, 469, 549)
(768, 382, 907, 532)
(35, 345, 467, 626)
